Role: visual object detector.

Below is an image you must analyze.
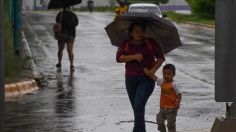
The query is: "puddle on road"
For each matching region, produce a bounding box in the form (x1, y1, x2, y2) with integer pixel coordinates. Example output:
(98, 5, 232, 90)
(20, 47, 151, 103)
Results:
(116, 120, 156, 125)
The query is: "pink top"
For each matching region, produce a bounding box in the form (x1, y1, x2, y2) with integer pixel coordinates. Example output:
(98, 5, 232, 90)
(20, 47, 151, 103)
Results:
(116, 39, 165, 77)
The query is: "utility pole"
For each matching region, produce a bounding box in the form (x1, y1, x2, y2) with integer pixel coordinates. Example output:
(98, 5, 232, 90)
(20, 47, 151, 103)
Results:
(0, 0, 5, 131)
(212, 0, 236, 131)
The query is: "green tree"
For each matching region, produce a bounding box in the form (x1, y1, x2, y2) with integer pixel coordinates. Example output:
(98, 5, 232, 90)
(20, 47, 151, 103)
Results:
(186, 0, 215, 18)
(160, 0, 169, 4)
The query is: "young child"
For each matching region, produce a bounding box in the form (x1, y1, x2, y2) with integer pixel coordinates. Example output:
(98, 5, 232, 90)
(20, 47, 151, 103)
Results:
(145, 63, 182, 132)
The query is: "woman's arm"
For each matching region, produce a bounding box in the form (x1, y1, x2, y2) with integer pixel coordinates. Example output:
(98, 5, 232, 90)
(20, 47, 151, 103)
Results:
(116, 42, 143, 63)
(149, 58, 164, 75)
(119, 54, 143, 63)
(143, 58, 164, 80)
(144, 38, 165, 74)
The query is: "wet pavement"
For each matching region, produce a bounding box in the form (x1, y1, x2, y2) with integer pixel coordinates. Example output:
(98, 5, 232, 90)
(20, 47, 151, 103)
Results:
(5, 11, 224, 132)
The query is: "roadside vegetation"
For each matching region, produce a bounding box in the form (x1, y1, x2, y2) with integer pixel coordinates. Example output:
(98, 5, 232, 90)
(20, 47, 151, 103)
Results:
(4, 2, 23, 83)
(165, 11, 214, 26)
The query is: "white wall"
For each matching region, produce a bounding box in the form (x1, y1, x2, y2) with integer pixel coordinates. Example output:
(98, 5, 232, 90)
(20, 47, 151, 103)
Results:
(22, 0, 34, 10)
(77, 0, 189, 7)
(22, 0, 50, 10)
(22, 0, 189, 10)
(161, 0, 188, 5)
(75, 0, 112, 8)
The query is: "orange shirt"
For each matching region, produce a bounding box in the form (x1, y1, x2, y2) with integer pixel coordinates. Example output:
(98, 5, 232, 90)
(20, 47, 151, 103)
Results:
(157, 78, 181, 109)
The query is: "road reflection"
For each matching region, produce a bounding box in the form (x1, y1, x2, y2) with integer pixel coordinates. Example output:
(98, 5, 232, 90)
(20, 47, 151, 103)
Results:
(55, 71, 75, 116)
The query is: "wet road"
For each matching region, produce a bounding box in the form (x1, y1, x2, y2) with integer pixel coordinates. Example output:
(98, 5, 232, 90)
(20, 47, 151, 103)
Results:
(5, 11, 224, 132)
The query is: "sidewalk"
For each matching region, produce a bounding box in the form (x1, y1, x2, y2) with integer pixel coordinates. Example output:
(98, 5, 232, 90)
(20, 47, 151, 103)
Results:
(5, 32, 41, 99)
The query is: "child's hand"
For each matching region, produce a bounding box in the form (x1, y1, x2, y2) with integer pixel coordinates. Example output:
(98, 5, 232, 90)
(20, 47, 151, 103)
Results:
(176, 94, 182, 109)
(143, 68, 157, 81)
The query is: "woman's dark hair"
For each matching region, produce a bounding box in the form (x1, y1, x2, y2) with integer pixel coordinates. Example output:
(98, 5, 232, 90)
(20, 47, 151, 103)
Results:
(163, 64, 176, 75)
(128, 22, 146, 38)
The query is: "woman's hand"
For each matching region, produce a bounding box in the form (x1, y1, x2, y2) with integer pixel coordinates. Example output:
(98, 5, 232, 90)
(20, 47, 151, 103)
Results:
(132, 53, 143, 62)
(143, 68, 157, 81)
(119, 53, 143, 63)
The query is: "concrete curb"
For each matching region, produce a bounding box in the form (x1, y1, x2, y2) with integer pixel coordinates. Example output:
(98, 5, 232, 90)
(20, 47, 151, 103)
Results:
(5, 31, 41, 99)
(184, 21, 215, 29)
(5, 80, 39, 98)
(167, 17, 215, 29)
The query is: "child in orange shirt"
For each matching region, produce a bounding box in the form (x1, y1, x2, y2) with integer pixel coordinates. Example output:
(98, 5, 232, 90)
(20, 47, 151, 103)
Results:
(144, 63, 182, 132)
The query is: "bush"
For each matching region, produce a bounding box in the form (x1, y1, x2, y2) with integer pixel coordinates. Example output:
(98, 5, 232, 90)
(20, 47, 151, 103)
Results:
(186, 0, 215, 19)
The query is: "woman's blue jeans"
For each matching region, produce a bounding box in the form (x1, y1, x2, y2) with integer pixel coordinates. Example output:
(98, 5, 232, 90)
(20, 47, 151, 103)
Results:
(125, 76, 155, 132)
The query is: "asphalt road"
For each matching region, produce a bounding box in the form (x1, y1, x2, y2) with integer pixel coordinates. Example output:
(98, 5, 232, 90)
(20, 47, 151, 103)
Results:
(5, 11, 224, 132)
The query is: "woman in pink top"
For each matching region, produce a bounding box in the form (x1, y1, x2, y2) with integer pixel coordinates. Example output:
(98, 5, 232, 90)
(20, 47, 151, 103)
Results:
(116, 22, 165, 132)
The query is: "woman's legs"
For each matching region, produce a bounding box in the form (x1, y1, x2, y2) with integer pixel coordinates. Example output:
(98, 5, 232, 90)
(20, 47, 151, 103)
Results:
(126, 76, 155, 132)
(125, 77, 138, 109)
(66, 38, 75, 69)
(57, 38, 66, 67)
(134, 77, 155, 132)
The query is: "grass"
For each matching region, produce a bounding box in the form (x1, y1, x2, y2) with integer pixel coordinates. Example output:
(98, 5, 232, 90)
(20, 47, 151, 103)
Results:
(165, 11, 215, 26)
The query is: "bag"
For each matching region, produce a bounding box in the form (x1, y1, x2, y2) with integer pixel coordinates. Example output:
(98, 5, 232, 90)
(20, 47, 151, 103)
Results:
(53, 12, 63, 40)
(53, 23, 62, 40)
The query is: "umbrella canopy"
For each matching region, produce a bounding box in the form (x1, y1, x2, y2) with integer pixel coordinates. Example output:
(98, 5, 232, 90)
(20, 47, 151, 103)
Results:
(104, 12, 182, 54)
(48, 0, 82, 9)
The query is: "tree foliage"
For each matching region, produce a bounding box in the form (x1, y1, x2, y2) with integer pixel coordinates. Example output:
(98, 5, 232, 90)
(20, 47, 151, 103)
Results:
(186, 0, 215, 19)
(160, 0, 169, 4)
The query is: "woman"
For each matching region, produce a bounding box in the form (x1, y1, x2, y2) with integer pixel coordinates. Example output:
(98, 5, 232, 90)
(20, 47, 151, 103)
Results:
(55, 7, 78, 71)
(116, 22, 165, 132)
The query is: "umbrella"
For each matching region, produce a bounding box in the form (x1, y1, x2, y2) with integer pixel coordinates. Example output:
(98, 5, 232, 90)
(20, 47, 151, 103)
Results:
(48, 0, 82, 9)
(104, 12, 182, 54)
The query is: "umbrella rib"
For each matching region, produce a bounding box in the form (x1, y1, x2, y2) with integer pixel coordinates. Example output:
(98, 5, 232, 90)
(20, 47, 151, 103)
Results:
(147, 24, 166, 37)
(152, 23, 173, 31)
(146, 24, 166, 52)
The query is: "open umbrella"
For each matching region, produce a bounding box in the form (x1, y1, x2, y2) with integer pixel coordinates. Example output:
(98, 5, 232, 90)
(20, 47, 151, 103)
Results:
(48, 0, 82, 9)
(104, 12, 182, 54)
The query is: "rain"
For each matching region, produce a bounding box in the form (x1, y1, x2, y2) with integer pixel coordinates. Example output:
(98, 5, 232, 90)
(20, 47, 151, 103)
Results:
(5, 10, 224, 132)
